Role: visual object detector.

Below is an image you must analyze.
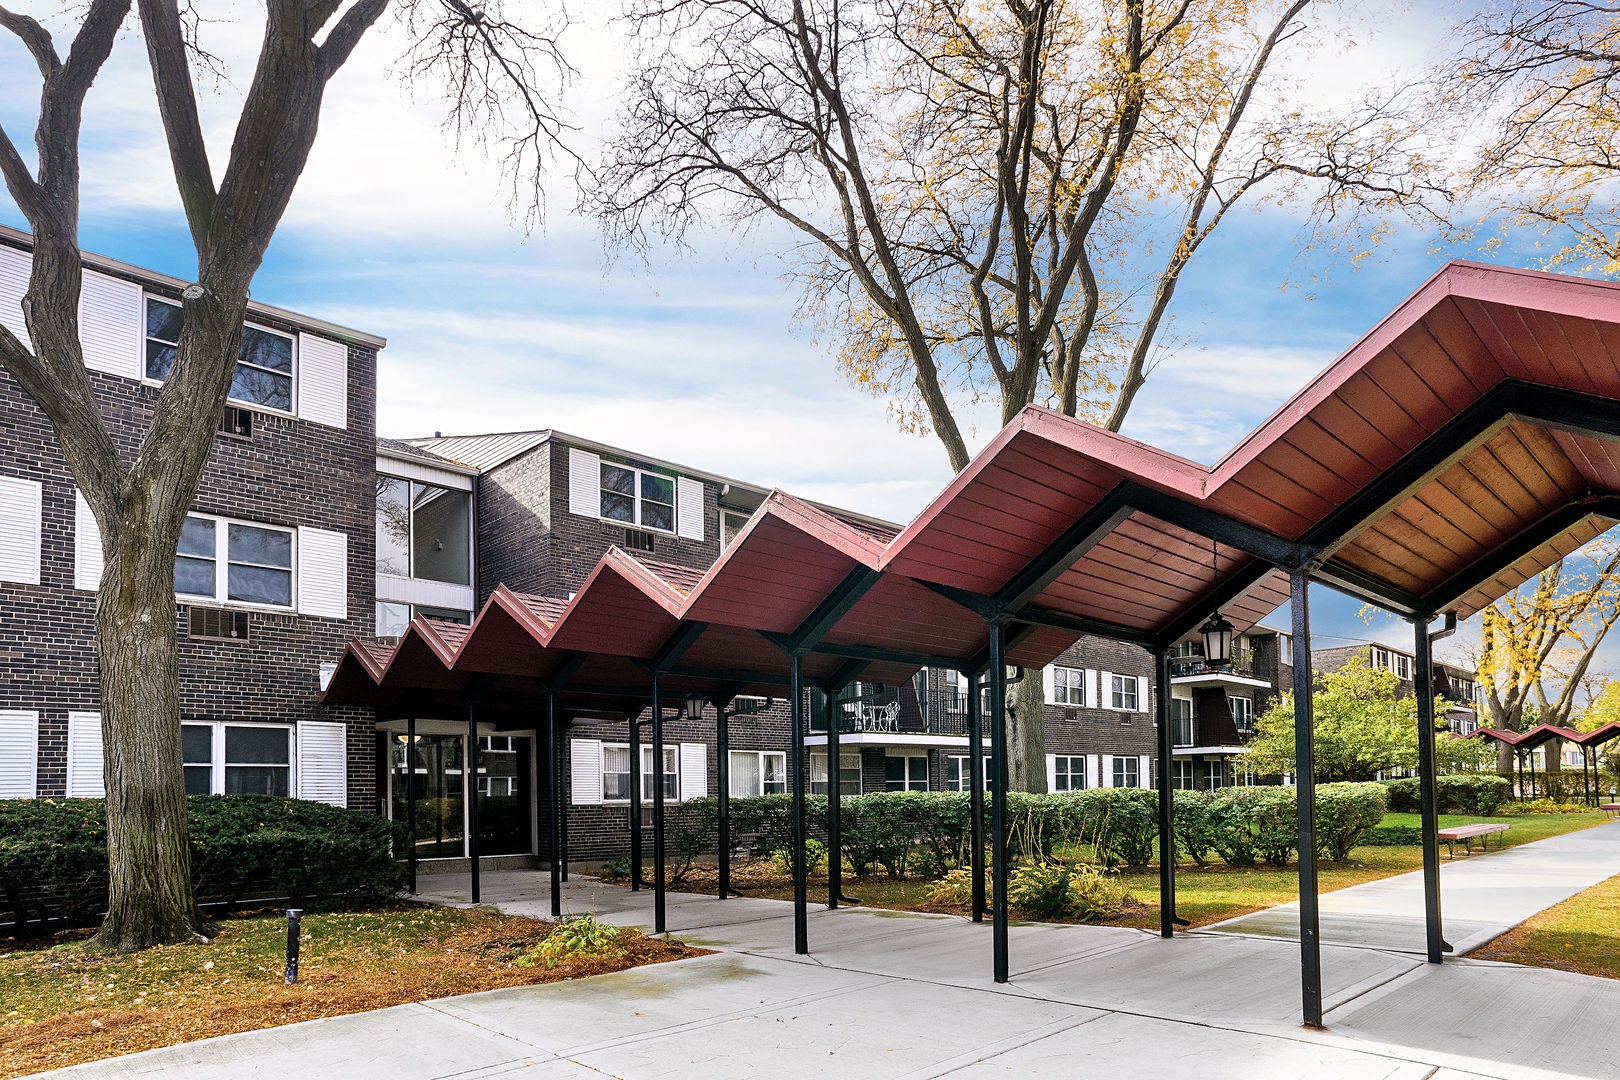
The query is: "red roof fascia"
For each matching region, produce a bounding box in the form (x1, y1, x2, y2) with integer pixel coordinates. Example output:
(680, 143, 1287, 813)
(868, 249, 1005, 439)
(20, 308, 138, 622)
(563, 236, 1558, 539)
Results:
(451, 584, 557, 677)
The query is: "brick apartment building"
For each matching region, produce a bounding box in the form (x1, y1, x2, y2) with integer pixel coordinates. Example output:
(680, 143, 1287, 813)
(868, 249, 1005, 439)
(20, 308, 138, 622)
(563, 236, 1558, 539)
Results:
(2, 235, 1478, 873)
(0, 226, 379, 810)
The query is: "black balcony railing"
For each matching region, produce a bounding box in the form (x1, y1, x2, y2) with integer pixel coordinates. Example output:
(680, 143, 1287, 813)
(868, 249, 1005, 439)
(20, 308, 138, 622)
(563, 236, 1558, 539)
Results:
(812, 682, 972, 737)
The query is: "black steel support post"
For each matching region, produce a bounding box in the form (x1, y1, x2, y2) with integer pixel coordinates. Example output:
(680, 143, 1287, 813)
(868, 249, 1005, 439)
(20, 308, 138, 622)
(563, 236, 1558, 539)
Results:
(406, 715, 418, 895)
(825, 689, 843, 909)
(988, 621, 1010, 983)
(1155, 649, 1176, 938)
(966, 669, 986, 923)
(790, 652, 809, 954)
(547, 691, 563, 919)
(1413, 618, 1445, 965)
(558, 718, 569, 882)
(718, 702, 733, 899)
(629, 701, 644, 890)
(652, 673, 668, 935)
(467, 703, 481, 905)
(1290, 572, 1323, 1029)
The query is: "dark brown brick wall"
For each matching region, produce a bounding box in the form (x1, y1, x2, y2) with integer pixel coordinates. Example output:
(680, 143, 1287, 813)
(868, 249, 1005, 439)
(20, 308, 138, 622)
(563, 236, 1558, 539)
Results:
(0, 310, 378, 808)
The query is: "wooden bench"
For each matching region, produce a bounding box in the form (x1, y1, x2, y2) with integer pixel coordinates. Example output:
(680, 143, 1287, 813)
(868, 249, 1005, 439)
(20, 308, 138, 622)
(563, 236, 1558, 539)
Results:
(1437, 822, 1511, 857)
(1601, 803, 1620, 820)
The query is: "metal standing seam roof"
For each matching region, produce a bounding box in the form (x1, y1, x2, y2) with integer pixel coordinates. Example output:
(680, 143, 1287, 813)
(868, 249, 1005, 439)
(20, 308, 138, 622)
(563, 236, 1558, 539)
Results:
(328, 259, 1620, 714)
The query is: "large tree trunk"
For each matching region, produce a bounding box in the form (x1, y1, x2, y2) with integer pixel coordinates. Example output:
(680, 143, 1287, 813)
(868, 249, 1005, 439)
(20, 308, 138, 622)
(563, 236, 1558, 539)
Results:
(88, 522, 211, 952)
(1007, 674, 1047, 793)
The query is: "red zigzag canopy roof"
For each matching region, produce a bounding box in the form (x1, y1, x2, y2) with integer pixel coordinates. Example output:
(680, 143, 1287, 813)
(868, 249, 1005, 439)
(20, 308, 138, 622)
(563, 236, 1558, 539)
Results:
(325, 260, 1620, 712)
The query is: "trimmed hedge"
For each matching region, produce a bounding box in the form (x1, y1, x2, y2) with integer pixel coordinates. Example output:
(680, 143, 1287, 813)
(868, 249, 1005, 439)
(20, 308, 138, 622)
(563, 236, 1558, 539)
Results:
(0, 796, 410, 934)
(702, 782, 1387, 879)
(1382, 775, 1512, 817)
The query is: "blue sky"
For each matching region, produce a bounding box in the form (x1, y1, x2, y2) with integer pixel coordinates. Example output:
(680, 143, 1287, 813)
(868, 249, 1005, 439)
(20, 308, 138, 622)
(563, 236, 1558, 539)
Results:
(0, 0, 1582, 673)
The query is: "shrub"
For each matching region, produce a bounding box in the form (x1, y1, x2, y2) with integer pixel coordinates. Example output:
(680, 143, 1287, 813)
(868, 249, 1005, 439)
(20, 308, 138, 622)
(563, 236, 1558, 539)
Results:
(599, 857, 632, 881)
(1007, 861, 1128, 921)
(1384, 775, 1512, 816)
(1074, 789, 1159, 867)
(517, 913, 624, 969)
(925, 868, 979, 907)
(1361, 825, 1424, 846)
(1314, 782, 1387, 861)
(1172, 790, 1215, 867)
(1205, 788, 1261, 867)
(1498, 797, 1594, 816)
(772, 838, 828, 876)
(0, 796, 409, 934)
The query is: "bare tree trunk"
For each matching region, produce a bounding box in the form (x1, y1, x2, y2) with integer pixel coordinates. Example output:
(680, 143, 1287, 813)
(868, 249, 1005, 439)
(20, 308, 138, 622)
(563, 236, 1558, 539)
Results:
(1007, 675, 1048, 793)
(91, 534, 211, 951)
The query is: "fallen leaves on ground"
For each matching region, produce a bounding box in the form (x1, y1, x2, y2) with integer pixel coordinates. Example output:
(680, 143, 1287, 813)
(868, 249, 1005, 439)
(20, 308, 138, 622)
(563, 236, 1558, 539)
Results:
(0, 905, 704, 1078)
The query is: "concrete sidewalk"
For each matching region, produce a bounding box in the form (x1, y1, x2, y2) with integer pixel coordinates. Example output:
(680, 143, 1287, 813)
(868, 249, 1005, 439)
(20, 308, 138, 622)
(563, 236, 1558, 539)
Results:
(32, 824, 1620, 1080)
(1207, 816, 1620, 954)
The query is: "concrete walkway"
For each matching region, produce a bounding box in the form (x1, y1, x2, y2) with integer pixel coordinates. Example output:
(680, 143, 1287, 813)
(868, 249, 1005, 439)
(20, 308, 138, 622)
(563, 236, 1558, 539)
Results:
(33, 822, 1620, 1080)
(1208, 816, 1620, 955)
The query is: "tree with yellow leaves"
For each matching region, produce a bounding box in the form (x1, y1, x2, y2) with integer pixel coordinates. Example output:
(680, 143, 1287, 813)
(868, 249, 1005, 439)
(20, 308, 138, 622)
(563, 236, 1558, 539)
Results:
(1475, 540, 1620, 774)
(594, 0, 1441, 790)
(1454, 1, 1620, 275)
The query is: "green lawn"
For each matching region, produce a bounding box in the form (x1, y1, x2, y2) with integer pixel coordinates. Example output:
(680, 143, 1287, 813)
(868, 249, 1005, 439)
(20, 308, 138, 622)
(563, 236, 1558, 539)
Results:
(651, 810, 1610, 930)
(1470, 871, 1620, 979)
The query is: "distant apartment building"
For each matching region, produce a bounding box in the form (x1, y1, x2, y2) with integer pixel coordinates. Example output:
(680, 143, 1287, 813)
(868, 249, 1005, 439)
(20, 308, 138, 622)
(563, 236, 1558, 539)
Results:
(1311, 644, 1481, 735)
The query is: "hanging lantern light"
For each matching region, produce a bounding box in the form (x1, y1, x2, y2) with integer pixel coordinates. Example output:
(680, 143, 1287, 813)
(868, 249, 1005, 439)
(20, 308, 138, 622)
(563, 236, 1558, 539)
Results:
(1200, 611, 1235, 669)
(683, 691, 708, 719)
(1201, 537, 1234, 669)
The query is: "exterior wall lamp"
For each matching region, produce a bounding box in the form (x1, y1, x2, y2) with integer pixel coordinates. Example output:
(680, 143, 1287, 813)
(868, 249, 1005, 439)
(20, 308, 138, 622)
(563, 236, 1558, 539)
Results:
(683, 691, 707, 719)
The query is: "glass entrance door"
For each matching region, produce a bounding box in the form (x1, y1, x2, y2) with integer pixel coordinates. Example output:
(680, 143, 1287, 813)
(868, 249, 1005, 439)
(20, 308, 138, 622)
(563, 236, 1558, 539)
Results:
(388, 731, 534, 859)
(391, 734, 465, 860)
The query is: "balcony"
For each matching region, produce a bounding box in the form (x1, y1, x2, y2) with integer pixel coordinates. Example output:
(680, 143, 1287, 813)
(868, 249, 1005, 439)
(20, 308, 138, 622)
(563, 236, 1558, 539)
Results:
(807, 682, 977, 747)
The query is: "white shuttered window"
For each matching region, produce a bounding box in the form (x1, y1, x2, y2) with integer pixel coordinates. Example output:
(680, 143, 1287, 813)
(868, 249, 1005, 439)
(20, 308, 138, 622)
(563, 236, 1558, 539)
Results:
(66, 711, 105, 797)
(0, 711, 38, 799)
(74, 489, 104, 591)
(297, 333, 348, 428)
(296, 527, 348, 618)
(676, 477, 704, 540)
(296, 721, 348, 806)
(571, 738, 605, 805)
(0, 476, 41, 585)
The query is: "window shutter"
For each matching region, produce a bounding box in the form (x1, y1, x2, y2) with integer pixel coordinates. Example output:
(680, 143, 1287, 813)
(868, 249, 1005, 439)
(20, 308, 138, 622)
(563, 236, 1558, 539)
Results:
(1138, 755, 1152, 789)
(74, 489, 103, 592)
(0, 245, 30, 346)
(296, 333, 349, 429)
(1101, 754, 1115, 788)
(78, 270, 141, 378)
(0, 711, 37, 798)
(66, 711, 104, 797)
(571, 738, 604, 805)
(679, 742, 707, 800)
(1086, 753, 1100, 790)
(568, 448, 601, 518)
(1045, 754, 1057, 791)
(676, 477, 704, 540)
(296, 527, 348, 619)
(0, 476, 41, 585)
(1137, 676, 1150, 713)
(1100, 671, 1115, 710)
(1085, 670, 1098, 709)
(296, 721, 348, 806)
(1042, 665, 1056, 705)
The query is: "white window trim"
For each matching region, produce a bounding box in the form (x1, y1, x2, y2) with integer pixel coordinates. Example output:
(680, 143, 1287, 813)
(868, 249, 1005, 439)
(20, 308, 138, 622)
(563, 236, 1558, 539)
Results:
(177, 511, 296, 611)
(599, 461, 680, 535)
(599, 742, 678, 804)
(728, 749, 787, 796)
(809, 751, 861, 796)
(1230, 695, 1255, 732)
(947, 755, 994, 792)
(376, 473, 475, 590)
(1111, 755, 1141, 789)
(1052, 754, 1087, 792)
(142, 295, 299, 418)
(183, 720, 295, 796)
(1108, 672, 1140, 712)
(884, 749, 929, 791)
(1051, 665, 1085, 707)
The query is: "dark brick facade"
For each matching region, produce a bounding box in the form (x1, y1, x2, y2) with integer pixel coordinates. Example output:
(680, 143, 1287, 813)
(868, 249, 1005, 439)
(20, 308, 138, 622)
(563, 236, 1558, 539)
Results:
(0, 261, 379, 809)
